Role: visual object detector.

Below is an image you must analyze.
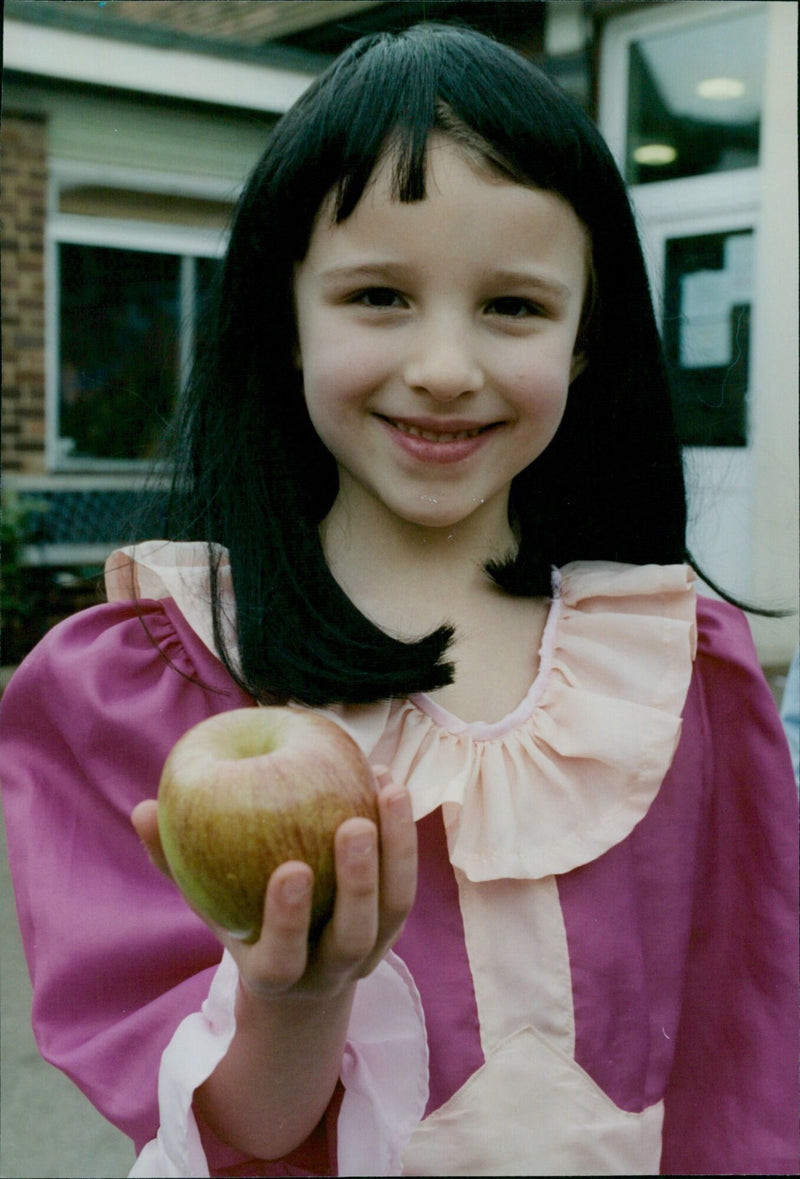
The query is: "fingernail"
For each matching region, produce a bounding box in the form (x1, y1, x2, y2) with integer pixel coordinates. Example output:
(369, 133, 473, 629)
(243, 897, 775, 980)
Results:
(373, 766, 392, 791)
(383, 785, 410, 812)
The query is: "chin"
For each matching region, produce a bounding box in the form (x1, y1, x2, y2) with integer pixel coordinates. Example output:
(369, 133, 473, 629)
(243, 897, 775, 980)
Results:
(398, 497, 498, 537)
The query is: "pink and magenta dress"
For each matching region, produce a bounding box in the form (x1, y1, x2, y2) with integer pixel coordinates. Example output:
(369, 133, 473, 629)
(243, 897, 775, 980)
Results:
(1, 543, 797, 1176)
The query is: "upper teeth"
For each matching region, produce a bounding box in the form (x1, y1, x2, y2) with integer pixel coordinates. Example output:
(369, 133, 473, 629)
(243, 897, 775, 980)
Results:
(394, 421, 485, 442)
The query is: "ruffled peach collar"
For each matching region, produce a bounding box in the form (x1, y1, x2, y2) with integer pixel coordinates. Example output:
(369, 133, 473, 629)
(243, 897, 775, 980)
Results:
(106, 543, 697, 881)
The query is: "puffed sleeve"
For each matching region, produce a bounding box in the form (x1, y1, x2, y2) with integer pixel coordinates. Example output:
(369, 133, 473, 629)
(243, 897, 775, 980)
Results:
(660, 598, 800, 1174)
(0, 600, 337, 1177)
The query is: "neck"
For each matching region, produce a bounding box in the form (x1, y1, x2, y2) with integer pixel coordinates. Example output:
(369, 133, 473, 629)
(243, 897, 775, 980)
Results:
(320, 482, 516, 639)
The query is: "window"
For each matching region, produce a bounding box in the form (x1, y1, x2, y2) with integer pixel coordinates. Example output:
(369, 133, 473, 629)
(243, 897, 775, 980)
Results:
(57, 245, 220, 463)
(48, 169, 232, 471)
(600, 1, 766, 449)
(625, 7, 766, 186)
(662, 228, 753, 447)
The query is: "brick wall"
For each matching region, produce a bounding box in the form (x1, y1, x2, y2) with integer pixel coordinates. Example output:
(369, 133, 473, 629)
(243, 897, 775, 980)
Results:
(96, 0, 323, 43)
(28, 0, 365, 45)
(1, 113, 47, 475)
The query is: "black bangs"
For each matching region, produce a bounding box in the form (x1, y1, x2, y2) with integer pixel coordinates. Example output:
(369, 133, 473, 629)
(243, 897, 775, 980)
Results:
(328, 33, 442, 219)
(270, 22, 604, 242)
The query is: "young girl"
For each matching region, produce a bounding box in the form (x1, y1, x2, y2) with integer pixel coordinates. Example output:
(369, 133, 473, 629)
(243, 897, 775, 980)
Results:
(1, 24, 797, 1178)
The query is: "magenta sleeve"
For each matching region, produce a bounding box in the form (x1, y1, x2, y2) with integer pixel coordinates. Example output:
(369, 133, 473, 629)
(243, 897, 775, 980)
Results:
(660, 598, 800, 1174)
(0, 600, 335, 1176)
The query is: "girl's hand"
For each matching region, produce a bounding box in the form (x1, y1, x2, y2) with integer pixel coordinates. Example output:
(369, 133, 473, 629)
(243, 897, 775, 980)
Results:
(133, 769, 416, 1157)
(131, 767, 417, 999)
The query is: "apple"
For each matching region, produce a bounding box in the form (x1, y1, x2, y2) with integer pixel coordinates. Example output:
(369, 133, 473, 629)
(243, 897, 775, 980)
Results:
(157, 707, 378, 943)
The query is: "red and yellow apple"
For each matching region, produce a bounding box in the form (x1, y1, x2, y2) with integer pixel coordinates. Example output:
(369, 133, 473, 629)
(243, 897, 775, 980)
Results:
(157, 707, 378, 943)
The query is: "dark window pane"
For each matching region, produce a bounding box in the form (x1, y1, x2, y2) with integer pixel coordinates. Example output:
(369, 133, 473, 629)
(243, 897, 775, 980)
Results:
(626, 9, 766, 185)
(59, 244, 180, 461)
(195, 255, 223, 323)
(663, 229, 753, 447)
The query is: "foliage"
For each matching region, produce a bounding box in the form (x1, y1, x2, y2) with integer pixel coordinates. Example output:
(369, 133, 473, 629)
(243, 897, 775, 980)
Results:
(1, 491, 52, 666)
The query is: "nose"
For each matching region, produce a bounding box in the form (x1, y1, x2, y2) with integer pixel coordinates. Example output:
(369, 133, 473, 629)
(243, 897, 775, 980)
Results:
(403, 316, 484, 401)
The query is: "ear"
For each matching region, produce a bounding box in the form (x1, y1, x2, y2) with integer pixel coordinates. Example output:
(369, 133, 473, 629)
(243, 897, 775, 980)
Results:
(570, 350, 588, 383)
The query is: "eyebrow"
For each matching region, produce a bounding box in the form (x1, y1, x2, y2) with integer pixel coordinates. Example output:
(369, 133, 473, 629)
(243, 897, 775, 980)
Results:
(485, 268, 573, 302)
(317, 262, 574, 301)
(317, 262, 414, 287)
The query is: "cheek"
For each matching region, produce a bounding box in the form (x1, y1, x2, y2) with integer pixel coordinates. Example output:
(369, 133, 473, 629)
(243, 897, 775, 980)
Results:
(503, 352, 574, 468)
(508, 354, 573, 418)
(302, 329, 388, 410)
(300, 338, 381, 460)
(501, 324, 579, 392)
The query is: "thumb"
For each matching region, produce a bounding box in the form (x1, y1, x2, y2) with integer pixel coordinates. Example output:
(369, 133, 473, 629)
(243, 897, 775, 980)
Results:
(131, 799, 171, 878)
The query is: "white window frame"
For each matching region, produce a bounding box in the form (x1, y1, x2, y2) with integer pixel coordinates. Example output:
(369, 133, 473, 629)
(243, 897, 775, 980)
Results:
(46, 160, 234, 473)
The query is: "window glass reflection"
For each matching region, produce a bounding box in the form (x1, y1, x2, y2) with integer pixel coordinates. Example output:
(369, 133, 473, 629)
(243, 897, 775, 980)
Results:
(59, 244, 181, 462)
(663, 229, 753, 447)
(626, 9, 766, 185)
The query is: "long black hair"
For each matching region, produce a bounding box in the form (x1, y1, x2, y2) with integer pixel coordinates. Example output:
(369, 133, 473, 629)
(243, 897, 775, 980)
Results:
(155, 23, 689, 707)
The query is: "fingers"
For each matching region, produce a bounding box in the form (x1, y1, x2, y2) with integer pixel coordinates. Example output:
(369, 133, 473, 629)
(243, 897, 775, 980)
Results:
(325, 768, 417, 979)
(131, 799, 171, 877)
(134, 798, 318, 997)
(327, 818, 380, 965)
(234, 862, 314, 998)
(375, 770, 418, 949)
(233, 769, 415, 996)
(134, 768, 417, 998)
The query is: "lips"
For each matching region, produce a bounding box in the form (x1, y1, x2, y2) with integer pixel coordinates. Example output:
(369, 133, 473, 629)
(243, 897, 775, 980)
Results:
(377, 414, 501, 464)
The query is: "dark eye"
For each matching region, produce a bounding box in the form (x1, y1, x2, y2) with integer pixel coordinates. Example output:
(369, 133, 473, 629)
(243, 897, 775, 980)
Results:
(354, 287, 405, 308)
(487, 297, 539, 318)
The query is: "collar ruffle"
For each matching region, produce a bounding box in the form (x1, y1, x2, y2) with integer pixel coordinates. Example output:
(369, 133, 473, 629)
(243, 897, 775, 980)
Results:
(106, 545, 697, 882)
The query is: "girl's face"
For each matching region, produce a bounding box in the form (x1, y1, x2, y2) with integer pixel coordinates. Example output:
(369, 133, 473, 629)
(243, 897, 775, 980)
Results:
(293, 137, 589, 542)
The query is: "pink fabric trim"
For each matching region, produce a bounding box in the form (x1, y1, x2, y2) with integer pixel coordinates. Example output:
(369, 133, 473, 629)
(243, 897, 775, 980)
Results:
(337, 951, 429, 1175)
(372, 563, 698, 880)
(129, 951, 240, 1178)
(105, 543, 238, 668)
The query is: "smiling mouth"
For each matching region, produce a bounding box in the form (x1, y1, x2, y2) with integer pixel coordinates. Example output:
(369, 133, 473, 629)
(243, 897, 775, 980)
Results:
(381, 417, 494, 443)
